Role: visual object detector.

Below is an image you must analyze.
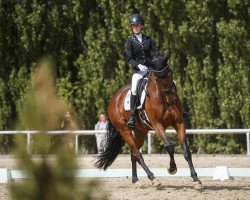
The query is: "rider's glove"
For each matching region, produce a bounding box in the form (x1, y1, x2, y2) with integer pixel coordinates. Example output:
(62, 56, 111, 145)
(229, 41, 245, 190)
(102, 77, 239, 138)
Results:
(138, 64, 148, 71)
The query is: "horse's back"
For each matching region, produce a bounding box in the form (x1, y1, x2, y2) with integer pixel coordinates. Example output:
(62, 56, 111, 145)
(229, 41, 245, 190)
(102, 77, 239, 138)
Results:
(109, 85, 130, 104)
(108, 85, 130, 123)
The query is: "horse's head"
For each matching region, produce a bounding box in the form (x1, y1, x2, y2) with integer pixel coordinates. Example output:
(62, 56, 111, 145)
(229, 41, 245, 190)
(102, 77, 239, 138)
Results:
(147, 55, 176, 100)
(148, 55, 171, 79)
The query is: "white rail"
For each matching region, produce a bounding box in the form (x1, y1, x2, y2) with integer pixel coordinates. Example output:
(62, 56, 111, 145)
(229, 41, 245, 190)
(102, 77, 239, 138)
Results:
(0, 167, 249, 183)
(0, 129, 249, 155)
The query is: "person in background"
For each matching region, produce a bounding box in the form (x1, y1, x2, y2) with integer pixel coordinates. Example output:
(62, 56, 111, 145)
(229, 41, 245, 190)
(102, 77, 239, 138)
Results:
(61, 111, 77, 150)
(95, 113, 108, 154)
(61, 111, 72, 130)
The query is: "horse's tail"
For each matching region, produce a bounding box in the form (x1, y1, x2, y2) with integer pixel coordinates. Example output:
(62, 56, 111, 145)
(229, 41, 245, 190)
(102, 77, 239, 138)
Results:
(94, 120, 124, 170)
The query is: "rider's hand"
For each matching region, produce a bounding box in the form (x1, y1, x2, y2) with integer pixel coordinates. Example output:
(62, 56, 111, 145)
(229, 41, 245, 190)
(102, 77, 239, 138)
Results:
(138, 64, 148, 71)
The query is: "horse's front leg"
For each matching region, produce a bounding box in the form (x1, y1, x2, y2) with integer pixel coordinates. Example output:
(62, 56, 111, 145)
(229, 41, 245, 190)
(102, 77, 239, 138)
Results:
(166, 144, 177, 174)
(154, 124, 177, 174)
(174, 122, 203, 189)
(131, 152, 138, 183)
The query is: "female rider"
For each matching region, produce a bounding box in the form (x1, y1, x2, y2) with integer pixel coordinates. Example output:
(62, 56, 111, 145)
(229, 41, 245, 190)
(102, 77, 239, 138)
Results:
(125, 14, 189, 127)
(125, 14, 160, 127)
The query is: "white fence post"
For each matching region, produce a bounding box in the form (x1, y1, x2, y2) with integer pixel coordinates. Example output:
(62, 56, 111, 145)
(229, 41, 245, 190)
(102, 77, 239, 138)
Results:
(75, 134, 79, 155)
(247, 132, 250, 156)
(148, 132, 151, 154)
(27, 131, 31, 155)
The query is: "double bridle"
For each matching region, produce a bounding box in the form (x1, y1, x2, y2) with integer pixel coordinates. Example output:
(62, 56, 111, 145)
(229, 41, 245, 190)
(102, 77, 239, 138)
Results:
(146, 67, 177, 107)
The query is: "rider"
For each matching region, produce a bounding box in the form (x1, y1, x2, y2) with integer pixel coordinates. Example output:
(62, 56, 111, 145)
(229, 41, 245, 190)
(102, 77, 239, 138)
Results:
(125, 13, 159, 127)
(125, 14, 189, 127)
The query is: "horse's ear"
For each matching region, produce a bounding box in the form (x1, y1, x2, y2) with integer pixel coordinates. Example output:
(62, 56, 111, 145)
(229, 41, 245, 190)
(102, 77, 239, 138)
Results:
(163, 51, 171, 66)
(163, 56, 169, 66)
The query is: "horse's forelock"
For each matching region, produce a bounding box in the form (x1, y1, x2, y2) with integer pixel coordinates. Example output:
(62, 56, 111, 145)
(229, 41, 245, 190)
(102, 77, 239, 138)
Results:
(153, 56, 169, 71)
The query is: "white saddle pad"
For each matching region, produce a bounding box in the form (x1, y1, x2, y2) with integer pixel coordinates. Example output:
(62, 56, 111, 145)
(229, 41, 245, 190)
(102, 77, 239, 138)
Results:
(124, 88, 147, 111)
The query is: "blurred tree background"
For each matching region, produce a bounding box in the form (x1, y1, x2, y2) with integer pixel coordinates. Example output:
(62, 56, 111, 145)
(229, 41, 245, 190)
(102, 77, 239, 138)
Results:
(0, 0, 249, 154)
(10, 57, 103, 200)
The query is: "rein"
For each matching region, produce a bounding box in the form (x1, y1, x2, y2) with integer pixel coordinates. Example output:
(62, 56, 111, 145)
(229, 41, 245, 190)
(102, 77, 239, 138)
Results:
(145, 66, 169, 87)
(146, 66, 173, 93)
(146, 67, 178, 108)
(151, 66, 169, 73)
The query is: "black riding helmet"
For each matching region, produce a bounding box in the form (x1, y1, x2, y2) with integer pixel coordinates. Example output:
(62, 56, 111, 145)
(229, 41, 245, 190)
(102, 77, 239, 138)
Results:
(129, 14, 144, 25)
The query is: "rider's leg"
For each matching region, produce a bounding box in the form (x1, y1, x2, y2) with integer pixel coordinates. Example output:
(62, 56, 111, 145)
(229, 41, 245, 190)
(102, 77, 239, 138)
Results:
(173, 80, 190, 119)
(127, 94, 137, 127)
(127, 73, 143, 127)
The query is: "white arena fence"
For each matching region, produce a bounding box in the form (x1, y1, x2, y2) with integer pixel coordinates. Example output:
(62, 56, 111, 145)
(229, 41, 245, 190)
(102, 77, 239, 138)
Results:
(1, 167, 250, 183)
(0, 129, 249, 155)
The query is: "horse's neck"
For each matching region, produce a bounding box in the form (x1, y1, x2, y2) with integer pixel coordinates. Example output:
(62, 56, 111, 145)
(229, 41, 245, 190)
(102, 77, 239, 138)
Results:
(148, 74, 175, 104)
(148, 75, 166, 103)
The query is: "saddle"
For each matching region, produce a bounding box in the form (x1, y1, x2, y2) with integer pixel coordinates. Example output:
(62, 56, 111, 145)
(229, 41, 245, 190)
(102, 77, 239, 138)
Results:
(124, 72, 152, 128)
(136, 77, 148, 107)
(124, 72, 149, 111)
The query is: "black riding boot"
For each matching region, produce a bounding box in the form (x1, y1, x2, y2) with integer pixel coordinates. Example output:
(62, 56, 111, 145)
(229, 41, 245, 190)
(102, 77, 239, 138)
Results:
(127, 94, 137, 127)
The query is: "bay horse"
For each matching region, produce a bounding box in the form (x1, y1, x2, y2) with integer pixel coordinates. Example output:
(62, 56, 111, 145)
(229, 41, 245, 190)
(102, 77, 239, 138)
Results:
(95, 56, 203, 189)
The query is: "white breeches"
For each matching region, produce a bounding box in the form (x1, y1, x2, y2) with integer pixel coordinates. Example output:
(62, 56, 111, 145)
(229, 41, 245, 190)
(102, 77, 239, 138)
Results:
(131, 70, 148, 95)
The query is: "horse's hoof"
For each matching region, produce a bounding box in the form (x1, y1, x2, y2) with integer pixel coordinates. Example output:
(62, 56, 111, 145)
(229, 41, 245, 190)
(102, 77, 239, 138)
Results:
(168, 167, 177, 175)
(134, 181, 143, 188)
(193, 181, 203, 190)
(151, 178, 162, 188)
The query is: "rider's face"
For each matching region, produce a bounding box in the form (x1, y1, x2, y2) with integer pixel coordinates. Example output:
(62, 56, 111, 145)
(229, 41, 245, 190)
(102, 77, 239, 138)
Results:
(131, 23, 143, 34)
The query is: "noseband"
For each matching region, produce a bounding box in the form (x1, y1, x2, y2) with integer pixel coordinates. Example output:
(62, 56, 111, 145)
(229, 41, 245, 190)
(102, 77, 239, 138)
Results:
(147, 66, 177, 106)
(152, 66, 171, 79)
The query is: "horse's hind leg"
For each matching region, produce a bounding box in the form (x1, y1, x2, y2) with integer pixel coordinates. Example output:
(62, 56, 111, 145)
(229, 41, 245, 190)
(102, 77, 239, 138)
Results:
(121, 127, 159, 186)
(130, 131, 144, 184)
(133, 150, 161, 187)
(133, 131, 153, 179)
(174, 122, 202, 189)
(115, 127, 140, 185)
(131, 130, 161, 187)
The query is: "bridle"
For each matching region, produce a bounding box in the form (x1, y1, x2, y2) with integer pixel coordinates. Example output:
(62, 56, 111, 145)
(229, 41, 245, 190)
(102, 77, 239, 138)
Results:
(146, 66, 178, 108)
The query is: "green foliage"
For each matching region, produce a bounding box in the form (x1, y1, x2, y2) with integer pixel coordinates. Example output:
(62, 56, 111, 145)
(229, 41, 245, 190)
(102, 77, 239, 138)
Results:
(0, 0, 249, 154)
(193, 134, 244, 154)
(151, 133, 193, 154)
(217, 19, 250, 128)
(0, 79, 15, 153)
(10, 59, 104, 200)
